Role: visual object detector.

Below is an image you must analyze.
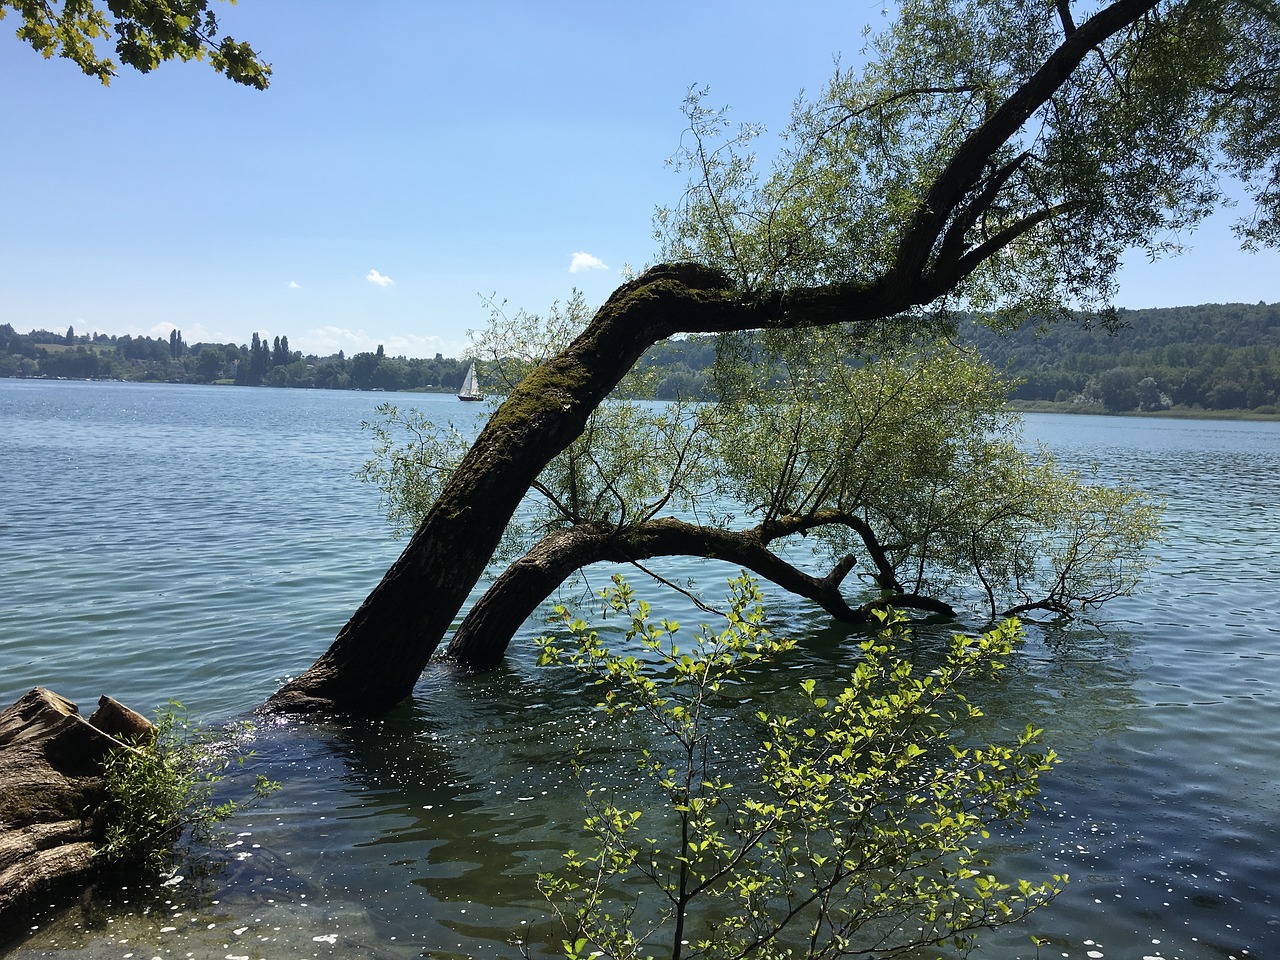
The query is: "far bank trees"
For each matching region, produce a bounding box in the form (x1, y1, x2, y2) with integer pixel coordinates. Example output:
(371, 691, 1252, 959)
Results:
(271, 0, 1280, 716)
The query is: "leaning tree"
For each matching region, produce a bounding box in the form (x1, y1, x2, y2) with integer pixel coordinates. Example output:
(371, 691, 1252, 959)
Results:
(270, 0, 1280, 715)
(356, 304, 1162, 670)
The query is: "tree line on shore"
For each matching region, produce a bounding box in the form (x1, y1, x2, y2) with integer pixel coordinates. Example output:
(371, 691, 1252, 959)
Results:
(0, 323, 470, 392)
(970, 301, 1280, 413)
(4, 300, 1279, 413)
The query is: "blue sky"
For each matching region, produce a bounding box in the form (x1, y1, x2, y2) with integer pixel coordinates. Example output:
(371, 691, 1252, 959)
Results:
(3, 2, 1276, 359)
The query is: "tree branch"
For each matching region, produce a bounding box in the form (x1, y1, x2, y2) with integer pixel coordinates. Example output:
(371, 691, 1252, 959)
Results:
(895, 0, 1161, 282)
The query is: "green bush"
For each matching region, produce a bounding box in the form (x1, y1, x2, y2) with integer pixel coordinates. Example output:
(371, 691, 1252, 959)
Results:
(97, 702, 280, 872)
(536, 575, 1064, 960)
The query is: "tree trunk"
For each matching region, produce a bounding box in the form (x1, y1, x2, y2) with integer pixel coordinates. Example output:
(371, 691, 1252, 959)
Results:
(268, 265, 757, 713)
(270, 259, 915, 712)
(264, 258, 964, 713)
(268, 0, 1158, 717)
(447, 514, 960, 669)
(444, 523, 619, 669)
(0, 688, 152, 925)
(447, 518, 871, 669)
(270, 264, 913, 714)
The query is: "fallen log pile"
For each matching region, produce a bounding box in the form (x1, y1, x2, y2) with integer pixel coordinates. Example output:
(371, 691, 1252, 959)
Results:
(0, 687, 152, 925)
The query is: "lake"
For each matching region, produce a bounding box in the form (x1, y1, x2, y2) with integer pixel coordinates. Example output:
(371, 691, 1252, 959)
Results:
(1, 378, 1278, 959)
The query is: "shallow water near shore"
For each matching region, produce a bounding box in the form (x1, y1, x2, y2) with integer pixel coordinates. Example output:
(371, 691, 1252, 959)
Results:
(2, 378, 1278, 959)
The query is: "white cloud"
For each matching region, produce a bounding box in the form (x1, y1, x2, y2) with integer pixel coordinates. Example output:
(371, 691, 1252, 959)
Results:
(298, 326, 467, 360)
(569, 251, 608, 274)
(145, 321, 181, 339)
(131, 321, 233, 345)
(288, 280, 300, 289)
(385, 332, 464, 359)
(299, 326, 375, 356)
(366, 268, 395, 287)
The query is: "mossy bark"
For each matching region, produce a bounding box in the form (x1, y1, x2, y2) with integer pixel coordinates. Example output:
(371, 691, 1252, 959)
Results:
(444, 518, 867, 669)
(445, 515, 965, 669)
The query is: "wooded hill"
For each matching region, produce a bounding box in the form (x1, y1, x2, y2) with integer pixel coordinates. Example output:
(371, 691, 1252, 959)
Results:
(968, 301, 1280, 413)
(641, 302, 1280, 413)
(4, 301, 1279, 413)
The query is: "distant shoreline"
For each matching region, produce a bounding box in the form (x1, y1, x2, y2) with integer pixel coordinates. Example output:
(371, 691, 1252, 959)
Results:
(8, 375, 1280, 424)
(1007, 400, 1280, 422)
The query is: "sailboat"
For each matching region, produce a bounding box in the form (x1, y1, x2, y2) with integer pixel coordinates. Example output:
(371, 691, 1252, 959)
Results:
(457, 361, 484, 402)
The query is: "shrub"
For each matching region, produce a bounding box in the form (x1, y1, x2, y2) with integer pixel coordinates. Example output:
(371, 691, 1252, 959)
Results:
(97, 702, 280, 872)
(536, 575, 1064, 960)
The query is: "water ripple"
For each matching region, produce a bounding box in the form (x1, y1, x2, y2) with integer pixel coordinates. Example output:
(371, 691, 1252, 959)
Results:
(3, 385, 1280, 960)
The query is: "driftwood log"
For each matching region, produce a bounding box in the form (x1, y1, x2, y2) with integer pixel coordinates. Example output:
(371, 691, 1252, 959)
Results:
(0, 688, 152, 925)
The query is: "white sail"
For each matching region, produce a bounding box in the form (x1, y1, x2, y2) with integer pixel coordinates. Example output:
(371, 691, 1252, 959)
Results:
(458, 362, 483, 401)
